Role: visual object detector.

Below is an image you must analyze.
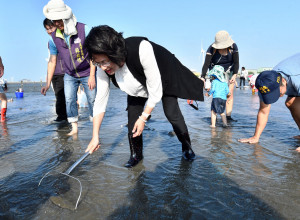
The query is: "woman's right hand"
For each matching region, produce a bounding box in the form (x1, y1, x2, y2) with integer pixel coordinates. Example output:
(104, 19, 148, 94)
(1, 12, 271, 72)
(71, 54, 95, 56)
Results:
(85, 137, 101, 154)
(41, 86, 49, 96)
(229, 74, 237, 84)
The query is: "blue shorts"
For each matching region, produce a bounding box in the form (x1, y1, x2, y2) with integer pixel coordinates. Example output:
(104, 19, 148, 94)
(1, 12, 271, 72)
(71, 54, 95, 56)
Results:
(211, 98, 226, 114)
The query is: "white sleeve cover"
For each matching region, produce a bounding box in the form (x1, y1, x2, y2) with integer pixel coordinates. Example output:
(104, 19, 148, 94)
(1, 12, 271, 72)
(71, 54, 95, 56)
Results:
(93, 68, 110, 117)
(139, 40, 163, 108)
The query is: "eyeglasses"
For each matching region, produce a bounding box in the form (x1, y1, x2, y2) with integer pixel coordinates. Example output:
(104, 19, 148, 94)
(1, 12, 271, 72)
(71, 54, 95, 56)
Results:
(92, 60, 111, 67)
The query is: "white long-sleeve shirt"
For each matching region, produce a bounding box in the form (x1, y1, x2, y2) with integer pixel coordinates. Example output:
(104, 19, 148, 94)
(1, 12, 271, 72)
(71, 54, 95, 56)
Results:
(93, 40, 163, 117)
(241, 70, 248, 78)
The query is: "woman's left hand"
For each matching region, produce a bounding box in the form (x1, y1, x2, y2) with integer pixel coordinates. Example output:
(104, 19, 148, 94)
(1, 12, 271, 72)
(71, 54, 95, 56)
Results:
(132, 118, 145, 137)
(88, 75, 96, 90)
(229, 74, 237, 84)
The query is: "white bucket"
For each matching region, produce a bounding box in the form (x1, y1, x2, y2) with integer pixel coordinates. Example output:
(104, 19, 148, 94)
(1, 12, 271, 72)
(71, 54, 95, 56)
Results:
(205, 79, 211, 90)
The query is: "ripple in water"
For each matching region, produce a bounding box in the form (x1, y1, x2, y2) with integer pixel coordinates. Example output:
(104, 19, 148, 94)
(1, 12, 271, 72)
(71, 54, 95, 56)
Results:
(0, 85, 299, 219)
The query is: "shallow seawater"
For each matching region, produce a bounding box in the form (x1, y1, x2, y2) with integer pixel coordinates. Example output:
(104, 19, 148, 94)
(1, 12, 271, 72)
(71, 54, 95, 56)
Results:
(0, 83, 299, 219)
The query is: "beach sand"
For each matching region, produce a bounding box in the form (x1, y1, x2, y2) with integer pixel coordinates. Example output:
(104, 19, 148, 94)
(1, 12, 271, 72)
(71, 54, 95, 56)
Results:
(0, 84, 299, 219)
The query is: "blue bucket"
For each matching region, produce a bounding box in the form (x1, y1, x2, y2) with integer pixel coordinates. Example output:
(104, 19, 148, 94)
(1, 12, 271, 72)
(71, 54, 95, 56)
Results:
(15, 92, 24, 98)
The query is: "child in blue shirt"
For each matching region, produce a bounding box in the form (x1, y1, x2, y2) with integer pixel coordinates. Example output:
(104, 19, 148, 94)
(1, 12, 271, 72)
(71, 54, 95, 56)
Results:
(205, 65, 231, 127)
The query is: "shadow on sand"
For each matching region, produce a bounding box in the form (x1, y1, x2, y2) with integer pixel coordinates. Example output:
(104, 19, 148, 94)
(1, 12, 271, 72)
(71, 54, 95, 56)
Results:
(108, 149, 283, 219)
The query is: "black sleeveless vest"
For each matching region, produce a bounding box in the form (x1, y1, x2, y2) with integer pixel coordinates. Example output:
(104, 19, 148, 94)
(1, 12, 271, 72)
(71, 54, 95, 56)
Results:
(108, 37, 204, 101)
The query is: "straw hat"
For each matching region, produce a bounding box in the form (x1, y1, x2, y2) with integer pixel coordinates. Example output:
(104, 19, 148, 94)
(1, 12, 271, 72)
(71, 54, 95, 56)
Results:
(43, 0, 72, 20)
(208, 65, 226, 82)
(212, 30, 234, 49)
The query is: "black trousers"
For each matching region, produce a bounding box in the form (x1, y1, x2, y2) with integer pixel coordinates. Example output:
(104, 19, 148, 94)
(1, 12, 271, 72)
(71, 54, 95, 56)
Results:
(52, 74, 67, 120)
(240, 77, 246, 87)
(127, 95, 188, 136)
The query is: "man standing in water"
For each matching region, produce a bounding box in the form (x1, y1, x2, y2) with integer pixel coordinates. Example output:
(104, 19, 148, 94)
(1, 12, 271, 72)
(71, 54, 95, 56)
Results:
(239, 53, 300, 152)
(239, 67, 248, 89)
(43, 18, 67, 123)
(41, 0, 96, 135)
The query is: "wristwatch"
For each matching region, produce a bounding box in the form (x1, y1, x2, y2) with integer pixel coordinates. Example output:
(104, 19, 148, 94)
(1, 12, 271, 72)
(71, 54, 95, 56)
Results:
(142, 112, 151, 121)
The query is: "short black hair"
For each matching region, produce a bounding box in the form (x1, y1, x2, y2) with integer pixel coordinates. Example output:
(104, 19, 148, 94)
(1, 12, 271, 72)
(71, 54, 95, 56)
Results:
(84, 25, 127, 66)
(43, 18, 54, 28)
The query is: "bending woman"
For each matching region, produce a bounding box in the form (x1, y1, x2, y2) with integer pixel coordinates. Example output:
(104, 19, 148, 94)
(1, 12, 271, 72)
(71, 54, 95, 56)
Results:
(201, 30, 239, 121)
(84, 25, 204, 168)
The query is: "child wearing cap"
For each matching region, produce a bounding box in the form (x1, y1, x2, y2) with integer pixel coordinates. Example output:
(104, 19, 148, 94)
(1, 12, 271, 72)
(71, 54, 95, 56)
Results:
(205, 65, 231, 128)
(239, 53, 300, 152)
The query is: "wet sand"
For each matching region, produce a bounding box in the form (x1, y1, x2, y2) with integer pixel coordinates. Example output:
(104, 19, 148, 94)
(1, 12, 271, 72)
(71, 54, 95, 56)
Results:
(0, 84, 299, 219)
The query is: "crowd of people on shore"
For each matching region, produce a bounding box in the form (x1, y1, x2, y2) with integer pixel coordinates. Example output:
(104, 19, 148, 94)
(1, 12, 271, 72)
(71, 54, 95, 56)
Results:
(0, 0, 299, 167)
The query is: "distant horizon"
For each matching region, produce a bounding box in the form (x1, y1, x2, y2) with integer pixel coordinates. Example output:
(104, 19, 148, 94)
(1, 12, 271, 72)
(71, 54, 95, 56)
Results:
(3, 66, 272, 82)
(6, 80, 45, 83)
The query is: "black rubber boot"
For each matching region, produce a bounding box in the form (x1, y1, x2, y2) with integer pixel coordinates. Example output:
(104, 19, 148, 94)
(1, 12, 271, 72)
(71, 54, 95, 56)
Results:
(226, 116, 237, 122)
(125, 134, 144, 168)
(178, 132, 195, 161)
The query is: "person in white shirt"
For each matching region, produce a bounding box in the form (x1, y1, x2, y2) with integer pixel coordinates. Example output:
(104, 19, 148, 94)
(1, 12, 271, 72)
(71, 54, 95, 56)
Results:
(84, 25, 204, 168)
(240, 67, 248, 88)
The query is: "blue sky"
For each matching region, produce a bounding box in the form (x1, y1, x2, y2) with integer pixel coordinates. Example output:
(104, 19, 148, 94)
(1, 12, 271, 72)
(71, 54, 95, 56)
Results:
(1, 0, 300, 81)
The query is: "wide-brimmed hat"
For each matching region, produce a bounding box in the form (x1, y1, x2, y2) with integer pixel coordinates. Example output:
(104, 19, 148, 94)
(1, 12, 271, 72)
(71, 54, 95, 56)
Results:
(208, 65, 226, 82)
(43, 0, 72, 20)
(212, 30, 234, 49)
(255, 70, 282, 104)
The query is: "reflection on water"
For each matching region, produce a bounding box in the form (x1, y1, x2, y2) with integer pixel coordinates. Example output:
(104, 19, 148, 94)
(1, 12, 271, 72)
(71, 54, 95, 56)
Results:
(109, 158, 282, 219)
(0, 121, 9, 137)
(0, 85, 299, 219)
